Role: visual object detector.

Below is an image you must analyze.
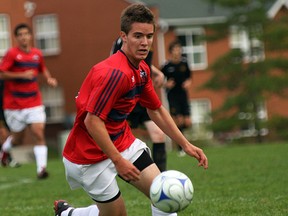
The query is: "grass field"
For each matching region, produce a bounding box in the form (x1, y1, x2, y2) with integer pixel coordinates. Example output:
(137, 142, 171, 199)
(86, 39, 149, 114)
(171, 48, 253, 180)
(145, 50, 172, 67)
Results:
(0, 142, 288, 216)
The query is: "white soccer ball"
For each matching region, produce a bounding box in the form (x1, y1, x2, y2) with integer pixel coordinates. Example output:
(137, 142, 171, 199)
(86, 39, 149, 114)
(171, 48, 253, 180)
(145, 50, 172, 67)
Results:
(150, 170, 194, 213)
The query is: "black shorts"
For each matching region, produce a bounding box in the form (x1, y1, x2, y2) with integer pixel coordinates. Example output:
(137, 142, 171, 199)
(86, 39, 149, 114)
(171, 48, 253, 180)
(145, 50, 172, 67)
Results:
(127, 103, 150, 129)
(167, 92, 190, 116)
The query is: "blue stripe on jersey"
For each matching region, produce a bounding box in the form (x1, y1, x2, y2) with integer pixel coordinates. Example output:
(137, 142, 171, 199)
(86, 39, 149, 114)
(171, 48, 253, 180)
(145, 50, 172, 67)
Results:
(13, 77, 37, 83)
(93, 69, 123, 114)
(107, 109, 129, 122)
(11, 91, 37, 98)
(14, 61, 40, 68)
(124, 85, 144, 99)
(109, 128, 125, 141)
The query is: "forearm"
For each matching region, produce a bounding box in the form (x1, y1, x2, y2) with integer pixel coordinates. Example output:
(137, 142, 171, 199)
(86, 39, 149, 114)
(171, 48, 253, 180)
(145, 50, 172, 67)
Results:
(1, 71, 30, 79)
(84, 113, 123, 163)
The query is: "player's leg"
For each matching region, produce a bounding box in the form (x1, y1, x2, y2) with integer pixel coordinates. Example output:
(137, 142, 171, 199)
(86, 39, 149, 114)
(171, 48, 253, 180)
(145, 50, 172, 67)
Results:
(26, 106, 48, 178)
(129, 153, 177, 216)
(144, 120, 167, 171)
(57, 156, 127, 216)
(1, 109, 26, 166)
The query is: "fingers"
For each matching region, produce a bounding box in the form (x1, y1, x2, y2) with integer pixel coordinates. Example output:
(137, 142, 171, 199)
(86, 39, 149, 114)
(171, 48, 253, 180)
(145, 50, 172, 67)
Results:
(122, 168, 141, 182)
(197, 151, 208, 169)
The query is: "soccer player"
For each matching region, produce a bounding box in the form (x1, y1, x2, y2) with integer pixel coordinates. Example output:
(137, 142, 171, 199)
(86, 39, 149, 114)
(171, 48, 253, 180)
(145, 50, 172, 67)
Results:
(0, 23, 58, 179)
(54, 4, 208, 216)
(161, 41, 193, 156)
(111, 37, 167, 172)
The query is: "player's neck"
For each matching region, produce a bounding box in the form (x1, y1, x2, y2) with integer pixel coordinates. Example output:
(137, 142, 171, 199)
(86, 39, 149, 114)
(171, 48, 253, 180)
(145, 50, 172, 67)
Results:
(18, 45, 31, 53)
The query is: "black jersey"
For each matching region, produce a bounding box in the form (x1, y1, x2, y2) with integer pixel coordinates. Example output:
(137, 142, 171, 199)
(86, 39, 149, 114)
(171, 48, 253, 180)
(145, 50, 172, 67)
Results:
(161, 58, 191, 95)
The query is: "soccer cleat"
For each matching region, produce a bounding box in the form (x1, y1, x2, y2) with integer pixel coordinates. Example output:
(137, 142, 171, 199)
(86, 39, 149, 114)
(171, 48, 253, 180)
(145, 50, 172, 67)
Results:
(54, 200, 74, 216)
(37, 168, 49, 179)
(1, 151, 10, 167)
(0, 151, 21, 167)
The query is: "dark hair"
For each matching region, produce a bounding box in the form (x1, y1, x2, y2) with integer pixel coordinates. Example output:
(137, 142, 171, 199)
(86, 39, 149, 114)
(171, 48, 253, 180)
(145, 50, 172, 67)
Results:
(120, 3, 155, 34)
(14, 23, 32, 36)
(168, 40, 182, 53)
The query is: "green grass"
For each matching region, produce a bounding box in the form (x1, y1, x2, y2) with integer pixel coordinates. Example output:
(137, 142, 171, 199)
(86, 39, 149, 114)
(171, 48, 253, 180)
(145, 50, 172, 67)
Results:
(0, 142, 288, 216)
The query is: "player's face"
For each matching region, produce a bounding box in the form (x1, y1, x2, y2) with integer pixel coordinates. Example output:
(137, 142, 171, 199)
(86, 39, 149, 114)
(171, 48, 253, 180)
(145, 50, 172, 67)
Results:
(171, 45, 182, 60)
(16, 28, 32, 49)
(121, 22, 154, 67)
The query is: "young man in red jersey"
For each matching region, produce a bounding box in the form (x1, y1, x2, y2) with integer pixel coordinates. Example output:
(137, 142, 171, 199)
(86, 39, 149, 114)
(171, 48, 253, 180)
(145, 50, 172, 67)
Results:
(111, 37, 167, 172)
(0, 23, 57, 179)
(54, 4, 208, 216)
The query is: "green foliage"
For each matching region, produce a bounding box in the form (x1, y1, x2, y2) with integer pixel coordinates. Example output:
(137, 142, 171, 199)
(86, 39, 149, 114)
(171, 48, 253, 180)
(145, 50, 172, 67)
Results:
(268, 115, 288, 139)
(201, 0, 288, 139)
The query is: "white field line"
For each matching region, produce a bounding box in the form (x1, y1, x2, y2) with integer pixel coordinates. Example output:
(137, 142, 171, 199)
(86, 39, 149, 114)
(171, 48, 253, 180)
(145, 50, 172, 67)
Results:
(0, 178, 34, 190)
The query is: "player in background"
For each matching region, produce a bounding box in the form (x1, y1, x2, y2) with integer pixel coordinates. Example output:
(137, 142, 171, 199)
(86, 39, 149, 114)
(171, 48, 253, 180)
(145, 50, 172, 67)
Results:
(111, 37, 167, 172)
(54, 4, 208, 216)
(0, 23, 58, 179)
(161, 41, 193, 156)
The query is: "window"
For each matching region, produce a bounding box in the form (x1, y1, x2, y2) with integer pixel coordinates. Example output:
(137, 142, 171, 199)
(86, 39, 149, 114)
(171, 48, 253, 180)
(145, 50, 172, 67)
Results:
(33, 15, 60, 55)
(41, 86, 65, 123)
(176, 28, 207, 70)
(230, 25, 264, 63)
(0, 14, 11, 56)
(190, 99, 213, 139)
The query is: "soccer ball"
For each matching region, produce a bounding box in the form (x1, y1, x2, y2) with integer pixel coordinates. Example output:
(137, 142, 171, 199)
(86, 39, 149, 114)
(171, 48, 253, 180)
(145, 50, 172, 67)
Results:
(150, 170, 194, 213)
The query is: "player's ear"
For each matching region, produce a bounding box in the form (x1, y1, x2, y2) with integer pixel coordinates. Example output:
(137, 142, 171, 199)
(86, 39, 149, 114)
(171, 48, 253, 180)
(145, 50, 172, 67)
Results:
(120, 31, 127, 43)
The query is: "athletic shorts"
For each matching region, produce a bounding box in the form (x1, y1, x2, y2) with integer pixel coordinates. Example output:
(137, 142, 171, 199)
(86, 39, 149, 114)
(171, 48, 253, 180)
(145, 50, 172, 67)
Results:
(167, 92, 190, 116)
(63, 138, 153, 202)
(127, 103, 150, 129)
(4, 105, 46, 132)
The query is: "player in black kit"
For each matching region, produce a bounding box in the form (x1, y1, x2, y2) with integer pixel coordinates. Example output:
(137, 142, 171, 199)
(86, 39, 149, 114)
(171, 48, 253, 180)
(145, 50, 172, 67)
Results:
(161, 41, 192, 156)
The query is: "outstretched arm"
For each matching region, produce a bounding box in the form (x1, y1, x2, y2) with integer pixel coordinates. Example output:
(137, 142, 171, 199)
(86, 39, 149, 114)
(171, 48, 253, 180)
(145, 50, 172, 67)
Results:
(147, 106, 208, 169)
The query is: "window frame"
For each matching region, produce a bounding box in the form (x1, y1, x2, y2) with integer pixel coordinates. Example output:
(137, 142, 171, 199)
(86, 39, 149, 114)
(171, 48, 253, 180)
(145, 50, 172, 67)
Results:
(33, 14, 61, 56)
(0, 14, 11, 56)
(176, 27, 208, 71)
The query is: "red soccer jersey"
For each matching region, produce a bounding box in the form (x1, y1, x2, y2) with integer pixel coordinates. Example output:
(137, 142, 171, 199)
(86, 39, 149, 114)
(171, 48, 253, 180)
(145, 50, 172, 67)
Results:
(63, 51, 162, 164)
(0, 47, 46, 109)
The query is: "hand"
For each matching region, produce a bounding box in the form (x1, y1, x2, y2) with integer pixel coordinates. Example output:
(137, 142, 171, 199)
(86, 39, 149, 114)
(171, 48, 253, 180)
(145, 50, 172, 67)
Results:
(182, 79, 191, 90)
(47, 77, 58, 87)
(153, 72, 165, 88)
(183, 144, 208, 169)
(22, 70, 35, 80)
(114, 157, 141, 182)
(165, 78, 175, 89)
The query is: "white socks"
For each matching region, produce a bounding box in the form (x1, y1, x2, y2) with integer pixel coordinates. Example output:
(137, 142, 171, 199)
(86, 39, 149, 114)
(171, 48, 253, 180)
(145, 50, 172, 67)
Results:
(2, 136, 13, 152)
(151, 205, 177, 216)
(33, 145, 48, 173)
(62, 205, 99, 216)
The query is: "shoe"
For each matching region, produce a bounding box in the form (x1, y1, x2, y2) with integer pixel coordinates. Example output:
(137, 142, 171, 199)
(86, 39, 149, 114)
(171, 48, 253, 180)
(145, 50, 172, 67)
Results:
(37, 168, 49, 179)
(177, 149, 186, 157)
(54, 200, 74, 216)
(9, 159, 21, 168)
(1, 151, 9, 167)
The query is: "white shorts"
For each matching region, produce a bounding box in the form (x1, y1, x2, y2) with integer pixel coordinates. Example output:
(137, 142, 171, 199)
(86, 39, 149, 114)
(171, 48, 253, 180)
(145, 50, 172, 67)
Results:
(63, 138, 151, 202)
(4, 105, 46, 132)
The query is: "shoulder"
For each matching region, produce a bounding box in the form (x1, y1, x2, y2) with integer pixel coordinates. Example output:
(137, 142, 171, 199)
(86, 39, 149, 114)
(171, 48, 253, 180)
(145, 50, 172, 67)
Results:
(31, 47, 43, 55)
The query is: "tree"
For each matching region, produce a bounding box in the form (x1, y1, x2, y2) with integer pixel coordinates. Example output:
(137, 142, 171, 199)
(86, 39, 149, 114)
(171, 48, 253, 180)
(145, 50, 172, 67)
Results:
(202, 0, 288, 142)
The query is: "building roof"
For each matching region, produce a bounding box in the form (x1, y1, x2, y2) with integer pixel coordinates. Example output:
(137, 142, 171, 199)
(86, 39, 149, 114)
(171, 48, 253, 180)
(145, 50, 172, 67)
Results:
(138, 0, 230, 26)
(132, 0, 282, 26)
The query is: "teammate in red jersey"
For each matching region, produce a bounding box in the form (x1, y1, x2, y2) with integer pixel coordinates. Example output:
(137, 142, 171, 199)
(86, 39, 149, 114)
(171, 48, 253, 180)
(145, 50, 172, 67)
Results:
(0, 23, 57, 179)
(54, 4, 208, 216)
